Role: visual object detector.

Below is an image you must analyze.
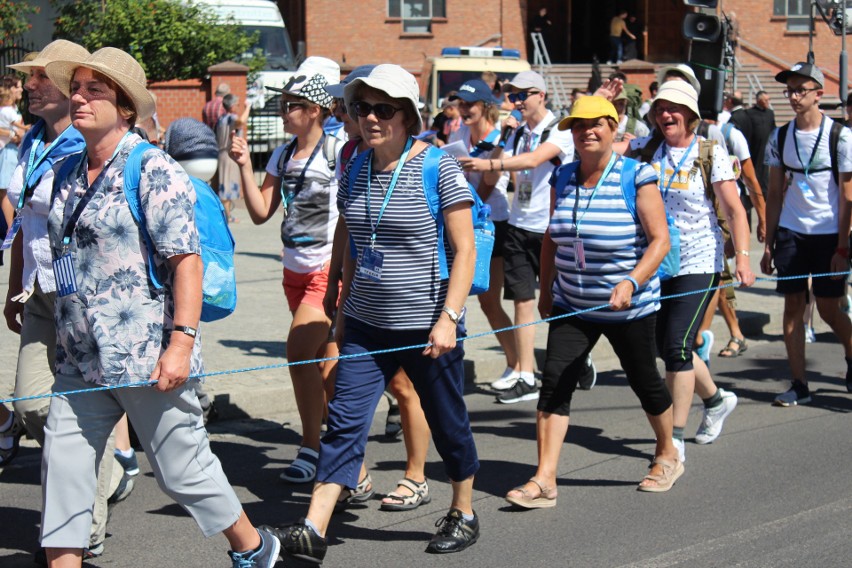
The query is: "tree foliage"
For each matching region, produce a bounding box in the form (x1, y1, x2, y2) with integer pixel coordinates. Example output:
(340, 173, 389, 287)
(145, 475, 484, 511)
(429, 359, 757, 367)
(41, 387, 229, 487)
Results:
(50, 0, 265, 82)
(0, 0, 40, 43)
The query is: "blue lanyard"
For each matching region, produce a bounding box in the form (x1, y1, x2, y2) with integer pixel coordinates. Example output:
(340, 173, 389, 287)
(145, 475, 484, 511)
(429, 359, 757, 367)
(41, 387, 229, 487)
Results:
(659, 135, 698, 198)
(366, 137, 414, 249)
(792, 115, 826, 179)
(20, 125, 66, 210)
(572, 152, 618, 238)
(280, 133, 325, 209)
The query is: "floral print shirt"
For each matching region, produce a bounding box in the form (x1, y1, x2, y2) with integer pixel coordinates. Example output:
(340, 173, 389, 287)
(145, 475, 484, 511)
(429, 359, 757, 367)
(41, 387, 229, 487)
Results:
(48, 135, 203, 386)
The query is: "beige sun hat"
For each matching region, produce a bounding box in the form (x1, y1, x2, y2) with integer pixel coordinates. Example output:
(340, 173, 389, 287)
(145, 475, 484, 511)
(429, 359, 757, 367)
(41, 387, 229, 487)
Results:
(8, 39, 90, 72)
(45, 47, 155, 122)
(343, 64, 422, 132)
(651, 80, 701, 120)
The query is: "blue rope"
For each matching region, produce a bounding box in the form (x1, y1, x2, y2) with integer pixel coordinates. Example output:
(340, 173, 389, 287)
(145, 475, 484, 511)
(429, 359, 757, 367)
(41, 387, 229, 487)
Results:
(1, 271, 847, 405)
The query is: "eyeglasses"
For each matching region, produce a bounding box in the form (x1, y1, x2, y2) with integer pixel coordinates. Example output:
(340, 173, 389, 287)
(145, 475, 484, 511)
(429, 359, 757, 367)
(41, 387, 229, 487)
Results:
(507, 91, 542, 103)
(653, 104, 683, 115)
(352, 101, 404, 120)
(280, 101, 307, 114)
(783, 87, 819, 99)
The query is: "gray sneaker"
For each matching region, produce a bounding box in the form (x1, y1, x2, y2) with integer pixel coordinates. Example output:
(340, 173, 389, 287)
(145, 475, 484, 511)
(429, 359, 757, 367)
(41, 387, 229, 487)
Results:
(229, 527, 281, 568)
(497, 379, 539, 404)
(773, 382, 812, 407)
(577, 356, 597, 390)
(695, 388, 737, 444)
(0, 413, 24, 467)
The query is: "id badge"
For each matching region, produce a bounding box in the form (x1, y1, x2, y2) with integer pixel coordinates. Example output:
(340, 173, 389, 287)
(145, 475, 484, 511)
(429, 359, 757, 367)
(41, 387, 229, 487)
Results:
(573, 238, 586, 270)
(797, 179, 813, 197)
(517, 180, 533, 208)
(53, 253, 78, 297)
(358, 248, 384, 282)
(0, 215, 22, 250)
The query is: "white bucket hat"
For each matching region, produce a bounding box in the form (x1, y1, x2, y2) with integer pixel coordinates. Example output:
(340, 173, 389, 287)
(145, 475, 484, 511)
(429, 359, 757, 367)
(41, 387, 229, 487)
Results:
(267, 57, 339, 109)
(8, 39, 90, 73)
(656, 63, 701, 95)
(45, 47, 156, 122)
(651, 81, 701, 120)
(343, 64, 422, 132)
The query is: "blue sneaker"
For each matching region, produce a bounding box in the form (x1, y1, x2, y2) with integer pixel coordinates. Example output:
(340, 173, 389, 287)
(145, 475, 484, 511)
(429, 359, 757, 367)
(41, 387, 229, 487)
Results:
(695, 330, 714, 365)
(229, 527, 281, 568)
(114, 448, 140, 476)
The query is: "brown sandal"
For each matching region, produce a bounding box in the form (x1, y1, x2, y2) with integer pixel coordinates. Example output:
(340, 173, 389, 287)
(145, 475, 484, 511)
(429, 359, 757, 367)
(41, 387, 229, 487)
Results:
(638, 458, 684, 493)
(505, 477, 557, 509)
(718, 337, 748, 358)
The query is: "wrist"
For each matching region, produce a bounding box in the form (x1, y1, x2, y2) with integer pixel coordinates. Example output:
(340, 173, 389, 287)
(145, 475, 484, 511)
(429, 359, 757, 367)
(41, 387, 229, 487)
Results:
(836, 247, 849, 257)
(624, 276, 639, 292)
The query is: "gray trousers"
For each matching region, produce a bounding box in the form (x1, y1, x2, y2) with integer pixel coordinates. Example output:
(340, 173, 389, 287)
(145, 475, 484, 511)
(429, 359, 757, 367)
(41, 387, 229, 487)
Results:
(12, 281, 121, 547)
(41, 372, 243, 548)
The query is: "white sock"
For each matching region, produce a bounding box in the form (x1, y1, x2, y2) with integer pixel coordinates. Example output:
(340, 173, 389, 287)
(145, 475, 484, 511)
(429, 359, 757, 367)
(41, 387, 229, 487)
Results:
(501, 367, 518, 379)
(304, 518, 323, 538)
(518, 372, 535, 385)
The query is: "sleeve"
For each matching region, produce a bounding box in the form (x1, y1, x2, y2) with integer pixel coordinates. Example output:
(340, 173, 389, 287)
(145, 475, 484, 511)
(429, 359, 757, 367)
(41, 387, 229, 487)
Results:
(837, 125, 852, 174)
(437, 154, 473, 210)
(542, 125, 575, 161)
(709, 142, 735, 184)
(765, 128, 781, 167)
(139, 149, 200, 258)
(634, 161, 659, 188)
(628, 135, 649, 158)
(265, 143, 288, 177)
(729, 127, 751, 161)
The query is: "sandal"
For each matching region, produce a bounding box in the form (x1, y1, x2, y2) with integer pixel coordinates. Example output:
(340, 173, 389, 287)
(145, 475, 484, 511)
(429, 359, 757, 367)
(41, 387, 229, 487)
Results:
(504, 477, 557, 509)
(380, 478, 431, 511)
(279, 446, 319, 484)
(638, 458, 684, 493)
(335, 474, 374, 511)
(718, 337, 748, 358)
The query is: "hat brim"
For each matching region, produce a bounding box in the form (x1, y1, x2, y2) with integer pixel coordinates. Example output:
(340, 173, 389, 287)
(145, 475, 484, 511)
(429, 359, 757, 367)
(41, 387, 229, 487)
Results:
(651, 92, 700, 121)
(774, 69, 822, 86)
(46, 59, 155, 122)
(343, 76, 422, 132)
(448, 91, 501, 105)
(558, 112, 618, 131)
(8, 58, 50, 72)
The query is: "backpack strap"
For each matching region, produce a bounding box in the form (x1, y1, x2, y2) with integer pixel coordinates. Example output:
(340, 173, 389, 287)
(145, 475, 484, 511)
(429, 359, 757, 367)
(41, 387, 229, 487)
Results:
(345, 148, 373, 259)
(421, 145, 451, 280)
(276, 138, 298, 179)
(777, 122, 790, 173)
(696, 120, 710, 139)
(829, 120, 842, 186)
(511, 118, 563, 166)
(323, 134, 342, 172)
(123, 141, 164, 290)
(339, 138, 359, 171)
(721, 123, 733, 153)
(695, 139, 733, 241)
(553, 160, 580, 200)
(625, 116, 637, 137)
(620, 157, 639, 222)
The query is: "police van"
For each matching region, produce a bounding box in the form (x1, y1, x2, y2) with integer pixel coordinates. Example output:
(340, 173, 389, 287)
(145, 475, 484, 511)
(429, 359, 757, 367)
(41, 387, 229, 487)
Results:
(421, 46, 531, 118)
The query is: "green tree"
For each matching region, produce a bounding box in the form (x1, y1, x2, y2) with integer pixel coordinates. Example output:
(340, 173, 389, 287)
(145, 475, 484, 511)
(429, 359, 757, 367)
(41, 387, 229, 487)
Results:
(50, 0, 264, 82)
(0, 0, 39, 43)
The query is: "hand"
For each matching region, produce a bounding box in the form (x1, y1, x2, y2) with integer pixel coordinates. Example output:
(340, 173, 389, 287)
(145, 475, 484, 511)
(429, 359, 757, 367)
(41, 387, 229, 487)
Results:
(622, 131, 637, 142)
(228, 131, 250, 167)
(150, 342, 193, 392)
(458, 157, 489, 172)
(735, 260, 756, 288)
(757, 219, 766, 243)
(538, 289, 553, 319)
(422, 316, 457, 359)
(3, 298, 22, 334)
(760, 249, 774, 275)
(830, 252, 850, 279)
(322, 280, 339, 321)
(333, 310, 346, 347)
(609, 280, 634, 311)
(593, 78, 623, 101)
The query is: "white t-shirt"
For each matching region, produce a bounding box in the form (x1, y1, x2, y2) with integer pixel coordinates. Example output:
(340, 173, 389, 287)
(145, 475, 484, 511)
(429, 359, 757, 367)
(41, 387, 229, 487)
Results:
(721, 123, 751, 162)
(448, 124, 510, 221)
(616, 114, 650, 142)
(0, 106, 20, 146)
(504, 110, 575, 232)
(630, 135, 735, 274)
(267, 140, 339, 273)
(765, 116, 852, 235)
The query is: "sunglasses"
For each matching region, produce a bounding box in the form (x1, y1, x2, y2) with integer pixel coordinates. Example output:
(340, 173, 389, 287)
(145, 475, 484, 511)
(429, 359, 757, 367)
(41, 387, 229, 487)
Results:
(280, 101, 307, 114)
(508, 90, 542, 103)
(352, 101, 404, 120)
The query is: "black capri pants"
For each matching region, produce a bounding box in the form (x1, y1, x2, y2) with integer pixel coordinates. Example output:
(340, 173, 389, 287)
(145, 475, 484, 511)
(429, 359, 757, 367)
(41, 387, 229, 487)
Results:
(655, 273, 720, 373)
(539, 308, 672, 417)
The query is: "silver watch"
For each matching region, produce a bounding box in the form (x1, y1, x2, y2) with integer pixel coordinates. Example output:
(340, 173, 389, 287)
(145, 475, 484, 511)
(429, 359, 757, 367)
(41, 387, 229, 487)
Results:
(442, 306, 462, 324)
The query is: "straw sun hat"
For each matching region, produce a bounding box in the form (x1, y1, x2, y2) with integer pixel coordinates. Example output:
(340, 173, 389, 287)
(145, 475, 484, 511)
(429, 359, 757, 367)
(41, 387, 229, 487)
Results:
(45, 47, 155, 122)
(7, 39, 90, 73)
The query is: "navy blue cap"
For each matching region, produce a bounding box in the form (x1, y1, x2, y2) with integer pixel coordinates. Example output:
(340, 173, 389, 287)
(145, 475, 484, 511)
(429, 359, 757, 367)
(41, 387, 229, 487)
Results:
(325, 64, 377, 98)
(449, 79, 501, 104)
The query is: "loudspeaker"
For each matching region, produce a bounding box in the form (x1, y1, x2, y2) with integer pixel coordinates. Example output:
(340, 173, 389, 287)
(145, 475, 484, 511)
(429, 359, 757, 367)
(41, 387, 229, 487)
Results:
(688, 20, 727, 68)
(689, 63, 726, 117)
(683, 13, 722, 42)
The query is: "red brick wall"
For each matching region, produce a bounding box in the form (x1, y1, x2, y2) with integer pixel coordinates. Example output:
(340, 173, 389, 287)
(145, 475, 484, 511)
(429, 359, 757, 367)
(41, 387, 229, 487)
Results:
(303, 0, 527, 76)
(148, 69, 248, 134)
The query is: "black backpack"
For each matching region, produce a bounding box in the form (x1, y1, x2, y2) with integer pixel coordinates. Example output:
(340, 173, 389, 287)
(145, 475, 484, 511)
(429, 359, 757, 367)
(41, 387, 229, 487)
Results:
(776, 119, 843, 186)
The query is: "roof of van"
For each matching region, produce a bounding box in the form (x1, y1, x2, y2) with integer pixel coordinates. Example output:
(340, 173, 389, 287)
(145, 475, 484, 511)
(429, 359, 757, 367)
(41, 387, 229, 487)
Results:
(192, 0, 286, 27)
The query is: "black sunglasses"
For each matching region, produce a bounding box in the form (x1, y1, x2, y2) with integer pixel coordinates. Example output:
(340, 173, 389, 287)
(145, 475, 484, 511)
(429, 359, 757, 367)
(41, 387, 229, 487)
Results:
(507, 90, 542, 103)
(352, 101, 404, 120)
(280, 101, 307, 114)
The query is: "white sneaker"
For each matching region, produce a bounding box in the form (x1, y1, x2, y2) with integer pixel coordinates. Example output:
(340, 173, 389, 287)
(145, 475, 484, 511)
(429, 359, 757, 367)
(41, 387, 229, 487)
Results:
(672, 437, 686, 464)
(491, 368, 520, 391)
(804, 325, 816, 344)
(694, 388, 738, 444)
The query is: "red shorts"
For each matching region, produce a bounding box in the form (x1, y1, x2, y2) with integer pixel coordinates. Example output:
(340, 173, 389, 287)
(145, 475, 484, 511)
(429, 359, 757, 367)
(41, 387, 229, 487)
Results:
(282, 264, 331, 313)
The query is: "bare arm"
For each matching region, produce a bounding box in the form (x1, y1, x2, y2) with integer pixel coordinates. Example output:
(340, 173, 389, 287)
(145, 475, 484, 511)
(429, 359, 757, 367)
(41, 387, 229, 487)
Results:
(333, 232, 355, 347)
(760, 165, 786, 275)
(228, 132, 282, 223)
(538, 186, 558, 318)
(459, 141, 562, 173)
(234, 103, 251, 132)
(3, 230, 24, 333)
(323, 217, 347, 320)
(739, 158, 766, 242)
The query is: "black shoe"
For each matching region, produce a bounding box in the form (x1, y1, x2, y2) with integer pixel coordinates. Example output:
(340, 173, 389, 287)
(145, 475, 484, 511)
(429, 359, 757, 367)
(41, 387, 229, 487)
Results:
(425, 508, 479, 554)
(262, 520, 327, 564)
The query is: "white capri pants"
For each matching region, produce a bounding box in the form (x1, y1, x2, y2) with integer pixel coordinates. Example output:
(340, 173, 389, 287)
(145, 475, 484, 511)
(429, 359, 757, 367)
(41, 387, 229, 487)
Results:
(41, 372, 243, 548)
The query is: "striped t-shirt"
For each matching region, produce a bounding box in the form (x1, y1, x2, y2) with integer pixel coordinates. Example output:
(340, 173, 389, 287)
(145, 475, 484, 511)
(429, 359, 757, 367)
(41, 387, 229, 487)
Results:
(338, 147, 472, 329)
(548, 156, 660, 323)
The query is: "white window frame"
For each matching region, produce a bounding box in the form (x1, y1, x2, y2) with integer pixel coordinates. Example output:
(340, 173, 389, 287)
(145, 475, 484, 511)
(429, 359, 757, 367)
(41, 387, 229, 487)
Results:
(388, 0, 446, 33)
(774, 0, 811, 32)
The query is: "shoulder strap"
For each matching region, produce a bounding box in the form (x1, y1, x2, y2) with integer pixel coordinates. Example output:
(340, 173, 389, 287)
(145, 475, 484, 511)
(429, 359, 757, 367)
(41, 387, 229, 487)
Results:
(123, 141, 163, 290)
(636, 131, 663, 164)
(323, 134, 342, 171)
(696, 120, 709, 139)
(53, 153, 82, 200)
(620, 157, 639, 222)
(626, 116, 637, 136)
(512, 125, 525, 156)
(553, 161, 580, 200)
(829, 120, 842, 186)
(277, 139, 297, 178)
(721, 122, 733, 149)
(777, 122, 790, 172)
(339, 139, 359, 171)
(346, 146, 372, 200)
(422, 145, 450, 279)
(698, 139, 715, 199)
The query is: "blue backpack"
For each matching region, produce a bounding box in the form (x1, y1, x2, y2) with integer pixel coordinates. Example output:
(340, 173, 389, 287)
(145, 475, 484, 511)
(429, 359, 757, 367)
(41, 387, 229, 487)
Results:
(124, 142, 237, 322)
(348, 144, 495, 295)
(553, 156, 640, 221)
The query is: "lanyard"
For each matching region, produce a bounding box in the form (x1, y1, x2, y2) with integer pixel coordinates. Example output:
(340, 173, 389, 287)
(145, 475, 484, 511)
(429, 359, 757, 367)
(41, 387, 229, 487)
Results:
(366, 137, 414, 249)
(571, 152, 618, 238)
(469, 128, 500, 157)
(60, 132, 133, 252)
(280, 133, 325, 208)
(792, 115, 826, 179)
(19, 125, 66, 210)
(659, 135, 698, 198)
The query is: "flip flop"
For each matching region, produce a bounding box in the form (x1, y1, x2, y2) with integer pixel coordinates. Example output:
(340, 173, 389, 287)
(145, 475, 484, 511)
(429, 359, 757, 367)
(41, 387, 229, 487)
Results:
(505, 477, 557, 509)
(638, 458, 684, 493)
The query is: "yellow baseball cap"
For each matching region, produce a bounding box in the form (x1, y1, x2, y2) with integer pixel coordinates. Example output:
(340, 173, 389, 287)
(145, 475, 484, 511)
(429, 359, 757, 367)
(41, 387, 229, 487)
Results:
(558, 96, 619, 130)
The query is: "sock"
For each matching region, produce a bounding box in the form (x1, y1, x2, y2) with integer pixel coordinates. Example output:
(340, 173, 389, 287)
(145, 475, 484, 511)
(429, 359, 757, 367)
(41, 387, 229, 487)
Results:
(518, 371, 535, 386)
(672, 426, 684, 441)
(791, 379, 810, 395)
(502, 366, 518, 379)
(461, 512, 475, 521)
(115, 447, 134, 459)
(702, 389, 723, 409)
(0, 413, 13, 433)
(304, 518, 323, 538)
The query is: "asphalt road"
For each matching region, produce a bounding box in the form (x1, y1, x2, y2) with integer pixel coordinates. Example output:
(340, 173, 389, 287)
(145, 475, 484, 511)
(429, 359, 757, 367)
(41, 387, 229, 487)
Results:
(2, 328, 851, 567)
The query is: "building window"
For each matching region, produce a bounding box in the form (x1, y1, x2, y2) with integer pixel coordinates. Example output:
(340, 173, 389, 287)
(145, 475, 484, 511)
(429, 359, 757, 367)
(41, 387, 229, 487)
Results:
(774, 0, 811, 32)
(389, 0, 446, 33)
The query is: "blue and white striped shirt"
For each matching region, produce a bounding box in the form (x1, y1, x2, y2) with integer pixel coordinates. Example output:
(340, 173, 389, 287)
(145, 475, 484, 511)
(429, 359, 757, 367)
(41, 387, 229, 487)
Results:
(548, 157, 660, 323)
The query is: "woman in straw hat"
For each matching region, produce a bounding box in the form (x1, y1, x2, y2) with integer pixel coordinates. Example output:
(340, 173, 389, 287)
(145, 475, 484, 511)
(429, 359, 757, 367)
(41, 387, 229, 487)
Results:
(41, 47, 280, 568)
(628, 81, 755, 464)
(506, 96, 679, 506)
(263, 64, 480, 564)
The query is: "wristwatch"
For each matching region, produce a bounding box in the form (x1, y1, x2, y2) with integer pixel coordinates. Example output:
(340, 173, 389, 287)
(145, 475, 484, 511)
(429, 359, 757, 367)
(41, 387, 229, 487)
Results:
(442, 306, 462, 325)
(173, 325, 197, 338)
(736, 250, 750, 257)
